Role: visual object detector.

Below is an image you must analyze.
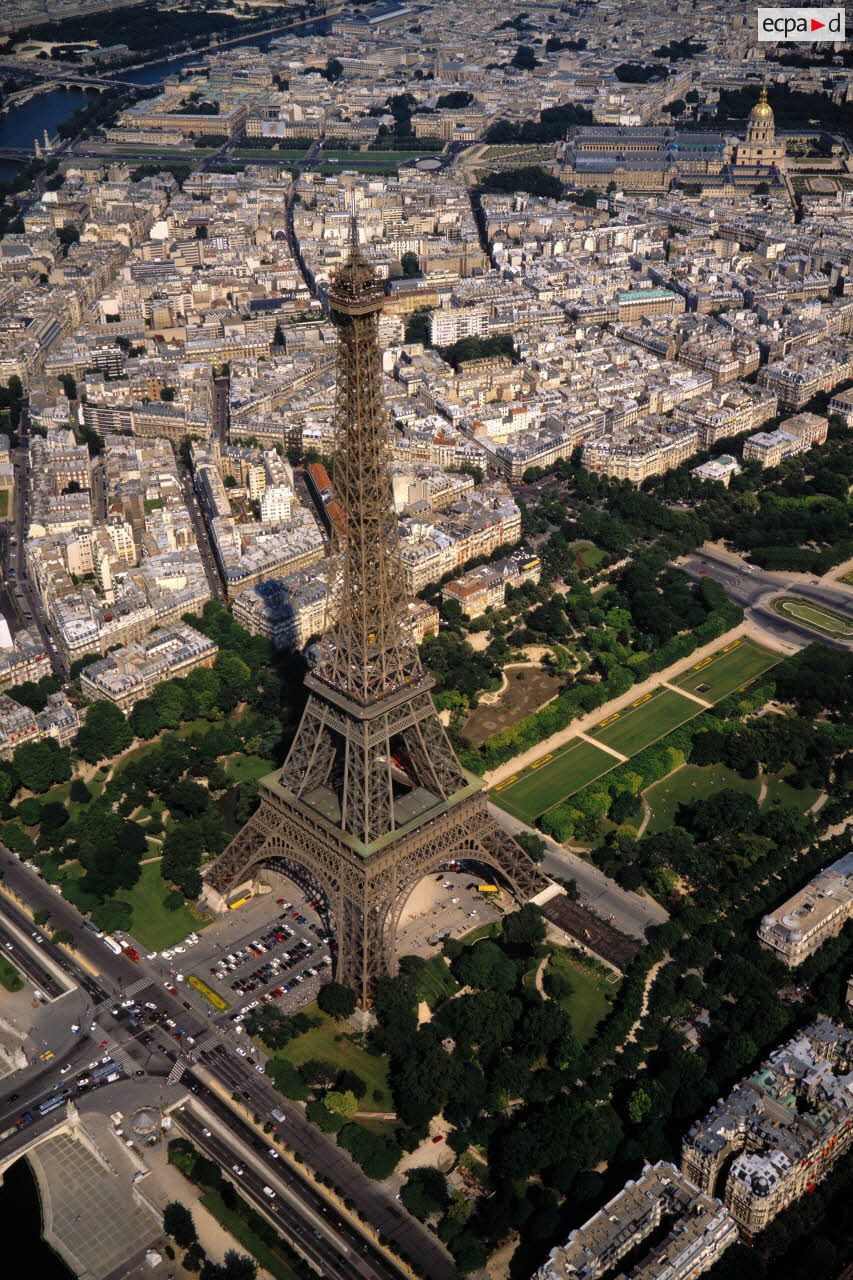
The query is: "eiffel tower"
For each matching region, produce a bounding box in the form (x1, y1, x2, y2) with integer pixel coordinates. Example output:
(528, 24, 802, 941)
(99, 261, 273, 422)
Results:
(203, 228, 547, 1006)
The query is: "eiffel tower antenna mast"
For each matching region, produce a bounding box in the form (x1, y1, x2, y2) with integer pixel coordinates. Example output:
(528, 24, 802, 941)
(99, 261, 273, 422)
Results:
(203, 238, 547, 1006)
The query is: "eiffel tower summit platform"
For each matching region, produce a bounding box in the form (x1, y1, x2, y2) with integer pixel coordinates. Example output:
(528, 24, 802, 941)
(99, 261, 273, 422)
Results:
(202, 225, 547, 1006)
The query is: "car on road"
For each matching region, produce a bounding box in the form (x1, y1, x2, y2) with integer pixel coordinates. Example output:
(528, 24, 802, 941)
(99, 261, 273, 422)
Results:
(267, 1148, 279, 1159)
(262, 1186, 276, 1199)
(231, 1164, 243, 1176)
(59, 1065, 71, 1075)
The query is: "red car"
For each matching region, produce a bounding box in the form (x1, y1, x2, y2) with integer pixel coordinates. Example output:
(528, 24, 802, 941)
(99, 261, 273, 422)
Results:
(276, 898, 285, 905)
(98, 1040, 108, 1051)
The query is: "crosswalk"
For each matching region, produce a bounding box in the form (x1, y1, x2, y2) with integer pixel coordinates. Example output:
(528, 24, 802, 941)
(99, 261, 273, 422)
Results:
(124, 977, 152, 998)
(167, 1060, 186, 1085)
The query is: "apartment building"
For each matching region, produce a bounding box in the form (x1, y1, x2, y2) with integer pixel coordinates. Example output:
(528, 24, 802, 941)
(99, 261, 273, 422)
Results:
(582, 418, 699, 484)
(537, 1162, 737, 1280)
(79, 623, 218, 713)
(675, 385, 778, 448)
(232, 566, 329, 652)
(742, 412, 828, 468)
(0, 690, 80, 758)
(758, 342, 853, 412)
(682, 1019, 853, 1234)
(442, 551, 541, 619)
(0, 623, 51, 693)
(758, 852, 853, 967)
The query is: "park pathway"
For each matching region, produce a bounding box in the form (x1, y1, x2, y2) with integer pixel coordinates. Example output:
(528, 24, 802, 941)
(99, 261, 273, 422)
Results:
(618, 954, 669, 1051)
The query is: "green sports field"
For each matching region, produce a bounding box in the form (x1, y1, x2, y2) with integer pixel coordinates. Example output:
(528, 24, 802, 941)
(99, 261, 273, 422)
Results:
(492, 738, 616, 823)
(673, 639, 779, 703)
(587, 687, 699, 758)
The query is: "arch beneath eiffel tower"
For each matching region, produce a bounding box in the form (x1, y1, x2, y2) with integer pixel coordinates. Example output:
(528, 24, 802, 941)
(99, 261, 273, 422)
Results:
(202, 782, 547, 1006)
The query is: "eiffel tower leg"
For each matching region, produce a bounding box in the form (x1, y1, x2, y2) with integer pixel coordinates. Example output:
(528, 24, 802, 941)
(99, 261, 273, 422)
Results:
(475, 815, 550, 902)
(202, 808, 271, 910)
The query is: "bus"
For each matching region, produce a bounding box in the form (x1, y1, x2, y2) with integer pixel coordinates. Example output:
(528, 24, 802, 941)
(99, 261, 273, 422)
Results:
(228, 896, 249, 911)
(82, 919, 104, 938)
(38, 1091, 69, 1116)
(91, 1059, 122, 1085)
(102, 936, 122, 955)
(478, 884, 499, 895)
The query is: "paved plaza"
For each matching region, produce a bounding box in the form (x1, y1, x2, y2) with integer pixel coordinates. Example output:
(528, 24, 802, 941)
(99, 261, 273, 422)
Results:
(29, 1129, 160, 1279)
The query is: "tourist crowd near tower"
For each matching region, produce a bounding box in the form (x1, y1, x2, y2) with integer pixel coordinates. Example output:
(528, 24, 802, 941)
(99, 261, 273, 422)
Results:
(203, 230, 546, 1006)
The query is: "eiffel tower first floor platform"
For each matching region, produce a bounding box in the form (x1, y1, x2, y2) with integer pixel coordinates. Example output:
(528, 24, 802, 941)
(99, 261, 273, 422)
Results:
(202, 769, 549, 1007)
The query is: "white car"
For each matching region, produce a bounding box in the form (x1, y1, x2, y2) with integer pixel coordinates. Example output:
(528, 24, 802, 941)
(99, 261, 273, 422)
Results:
(442, 881, 452, 889)
(202, 1128, 212, 1137)
(173, 946, 186, 955)
(262, 1186, 276, 1199)
(256, 1064, 265, 1074)
(161, 951, 173, 960)
(121, 999, 134, 1008)
(59, 1064, 71, 1074)
(267, 1148, 279, 1159)
(231, 1164, 243, 1176)
(175, 974, 184, 983)
(236, 1046, 247, 1057)
(70, 1024, 80, 1034)
(146, 953, 158, 960)
(144, 1002, 157, 1011)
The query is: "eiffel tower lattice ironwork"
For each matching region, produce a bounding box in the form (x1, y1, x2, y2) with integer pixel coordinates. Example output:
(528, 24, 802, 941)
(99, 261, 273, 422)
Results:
(203, 227, 547, 1006)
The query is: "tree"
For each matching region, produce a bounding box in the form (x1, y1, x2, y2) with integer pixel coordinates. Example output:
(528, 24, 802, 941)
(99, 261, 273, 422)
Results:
(324, 56, 343, 82)
(400, 250, 420, 278)
(70, 778, 91, 804)
(12, 740, 70, 793)
(299, 1059, 339, 1090)
(129, 699, 161, 740)
(92, 899, 133, 932)
(16, 797, 42, 826)
(628, 1086, 653, 1124)
(324, 1089, 358, 1120)
(452, 939, 516, 992)
(317, 981, 356, 1020)
(479, 165, 563, 201)
(167, 778, 210, 819)
(400, 1166, 447, 1220)
(163, 1201, 197, 1248)
(501, 904, 546, 950)
(201, 1251, 257, 1280)
(246, 1004, 300, 1050)
(75, 701, 133, 764)
(34, 908, 51, 927)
